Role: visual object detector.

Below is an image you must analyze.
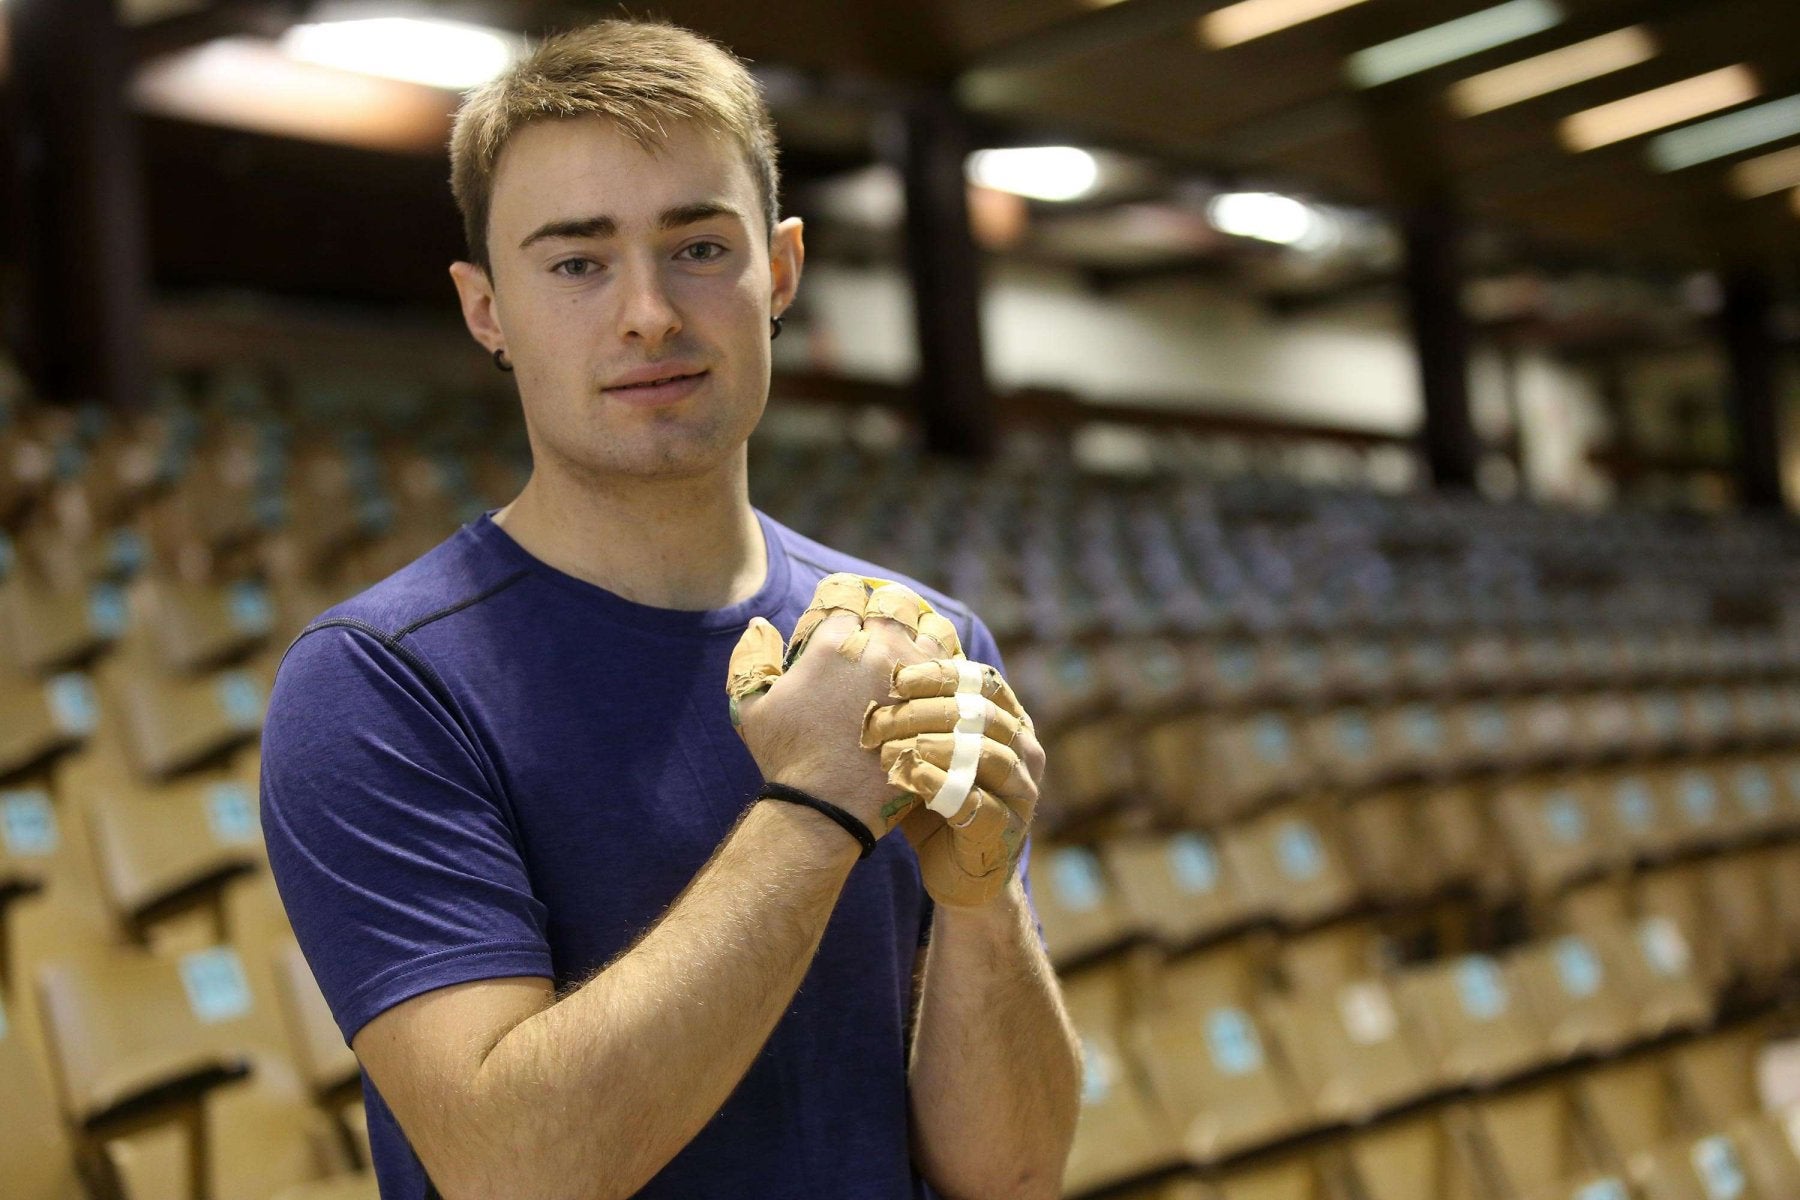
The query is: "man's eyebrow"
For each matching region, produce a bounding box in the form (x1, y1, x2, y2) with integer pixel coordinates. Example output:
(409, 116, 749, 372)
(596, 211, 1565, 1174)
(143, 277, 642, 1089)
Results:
(518, 202, 747, 250)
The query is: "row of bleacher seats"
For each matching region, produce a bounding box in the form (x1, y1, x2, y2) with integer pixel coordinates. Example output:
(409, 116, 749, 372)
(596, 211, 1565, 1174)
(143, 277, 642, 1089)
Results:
(7, 389, 1800, 1199)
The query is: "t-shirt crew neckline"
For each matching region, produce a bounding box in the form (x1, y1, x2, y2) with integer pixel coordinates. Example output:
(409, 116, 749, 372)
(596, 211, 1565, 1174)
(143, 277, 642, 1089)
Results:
(467, 506, 794, 636)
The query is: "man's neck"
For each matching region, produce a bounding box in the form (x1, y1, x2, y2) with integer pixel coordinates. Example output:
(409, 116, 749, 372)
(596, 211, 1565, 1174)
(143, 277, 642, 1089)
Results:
(491, 457, 768, 612)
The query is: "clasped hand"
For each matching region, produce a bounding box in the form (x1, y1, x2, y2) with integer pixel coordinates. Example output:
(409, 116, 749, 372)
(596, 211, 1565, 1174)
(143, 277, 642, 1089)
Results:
(727, 573, 1044, 907)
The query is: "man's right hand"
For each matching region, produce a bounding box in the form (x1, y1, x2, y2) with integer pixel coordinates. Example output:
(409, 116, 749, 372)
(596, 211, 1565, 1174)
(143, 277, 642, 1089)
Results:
(728, 573, 945, 839)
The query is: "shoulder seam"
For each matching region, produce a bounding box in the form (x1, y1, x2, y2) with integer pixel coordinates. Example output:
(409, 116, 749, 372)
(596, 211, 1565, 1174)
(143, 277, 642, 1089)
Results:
(285, 618, 458, 713)
(394, 567, 531, 640)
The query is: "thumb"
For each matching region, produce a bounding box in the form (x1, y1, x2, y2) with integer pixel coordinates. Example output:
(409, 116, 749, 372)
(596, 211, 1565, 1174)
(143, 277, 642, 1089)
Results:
(727, 616, 786, 732)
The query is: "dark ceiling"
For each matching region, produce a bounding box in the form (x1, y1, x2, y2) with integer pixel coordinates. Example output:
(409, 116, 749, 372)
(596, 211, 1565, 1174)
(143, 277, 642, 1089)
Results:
(110, 0, 1800, 308)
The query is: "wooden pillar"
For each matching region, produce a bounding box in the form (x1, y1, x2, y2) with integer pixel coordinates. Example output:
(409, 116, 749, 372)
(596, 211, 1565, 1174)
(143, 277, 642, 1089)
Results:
(1401, 200, 1480, 491)
(896, 92, 995, 459)
(1720, 269, 1785, 511)
(9, 0, 152, 410)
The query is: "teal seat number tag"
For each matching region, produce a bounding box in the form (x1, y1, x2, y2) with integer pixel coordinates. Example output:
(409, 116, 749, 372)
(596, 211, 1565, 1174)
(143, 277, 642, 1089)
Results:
(1205, 1007, 1264, 1077)
(1554, 936, 1603, 999)
(1456, 956, 1508, 1020)
(206, 784, 259, 845)
(1691, 1135, 1746, 1200)
(1052, 848, 1106, 913)
(1168, 833, 1219, 895)
(1, 790, 59, 857)
(179, 947, 253, 1024)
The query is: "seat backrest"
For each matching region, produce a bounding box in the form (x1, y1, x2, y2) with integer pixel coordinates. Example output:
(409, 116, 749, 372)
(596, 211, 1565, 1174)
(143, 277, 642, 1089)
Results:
(0, 987, 89, 1200)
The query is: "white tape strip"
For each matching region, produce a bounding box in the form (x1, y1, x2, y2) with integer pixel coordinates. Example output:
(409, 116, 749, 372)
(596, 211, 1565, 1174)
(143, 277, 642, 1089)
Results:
(928, 663, 989, 818)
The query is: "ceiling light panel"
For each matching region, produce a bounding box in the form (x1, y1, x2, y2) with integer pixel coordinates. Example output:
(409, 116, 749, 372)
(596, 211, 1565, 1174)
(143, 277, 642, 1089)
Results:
(1346, 0, 1564, 90)
(1447, 26, 1655, 116)
(1199, 0, 1374, 50)
(1647, 92, 1800, 172)
(280, 17, 520, 91)
(1729, 145, 1800, 198)
(1560, 66, 1759, 152)
(965, 147, 1100, 202)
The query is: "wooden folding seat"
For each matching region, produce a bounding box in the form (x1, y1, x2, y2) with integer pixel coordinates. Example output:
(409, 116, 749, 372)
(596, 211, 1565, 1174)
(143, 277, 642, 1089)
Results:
(1570, 635, 1631, 690)
(1636, 1130, 1768, 1200)
(1731, 685, 1784, 745)
(0, 667, 99, 779)
(1695, 855, 1785, 995)
(1511, 696, 1578, 766)
(1190, 637, 1278, 708)
(1608, 916, 1712, 1039)
(1395, 635, 1456, 695)
(1043, 713, 1140, 826)
(1719, 1109, 1800, 1200)
(1344, 789, 1447, 906)
(1303, 706, 1394, 791)
(1573, 1057, 1688, 1185)
(1594, 769, 1685, 863)
(34, 941, 283, 1129)
(1682, 688, 1737, 752)
(1667, 1026, 1774, 1132)
(1443, 700, 1514, 772)
(1760, 843, 1800, 970)
(1722, 762, 1783, 840)
(1061, 963, 1185, 1197)
(1396, 954, 1551, 1088)
(1573, 693, 1638, 761)
(1133, 946, 1311, 1165)
(1420, 784, 1514, 902)
(1379, 702, 1451, 780)
(102, 640, 264, 781)
(1273, 921, 1386, 997)
(1144, 710, 1309, 824)
(1634, 867, 1730, 999)
(1518, 629, 1574, 691)
(1103, 830, 1262, 951)
(1225, 805, 1360, 930)
(1003, 642, 1114, 734)
(0, 988, 90, 1199)
(1450, 632, 1517, 692)
(1332, 636, 1397, 699)
(105, 1066, 352, 1200)
(1262, 974, 1435, 1125)
(1461, 1084, 1632, 1200)
(267, 936, 359, 1097)
(1636, 692, 1691, 755)
(1033, 843, 1142, 969)
(1340, 1112, 1487, 1200)
(0, 570, 120, 674)
(1652, 767, 1732, 856)
(131, 575, 275, 675)
(70, 739, 264, 937)
(1509, 932, 1643, 1059)
(1209, 1154, 1344, 1200)
(1494, 778, 1612, 896)
(1269, 638, 1331, 703)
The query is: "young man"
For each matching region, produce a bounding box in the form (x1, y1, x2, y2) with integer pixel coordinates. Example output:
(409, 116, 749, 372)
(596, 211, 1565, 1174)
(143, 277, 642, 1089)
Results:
(259, 18, 1081, 1200)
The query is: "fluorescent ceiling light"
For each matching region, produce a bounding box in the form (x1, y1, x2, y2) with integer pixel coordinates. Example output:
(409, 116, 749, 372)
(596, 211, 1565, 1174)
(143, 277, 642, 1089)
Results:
(280, 17, 519, 91)
(1447, 26, 1655, 116)
(1346, 0, 1563, 90)
(1647, 92, 1800, 172)
(132, 37, 454, 153)
(1199, 0, 1373, 50)
(1207, 191, 1330, 247)
(1560, 66, 1759, 153)
(1730, 145, 1800, 198)
(965, 147, 1099, 202)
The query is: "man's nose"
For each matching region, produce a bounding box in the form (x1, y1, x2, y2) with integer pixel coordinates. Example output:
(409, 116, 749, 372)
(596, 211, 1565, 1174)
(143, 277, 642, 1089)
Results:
(614, 261, 682, 345)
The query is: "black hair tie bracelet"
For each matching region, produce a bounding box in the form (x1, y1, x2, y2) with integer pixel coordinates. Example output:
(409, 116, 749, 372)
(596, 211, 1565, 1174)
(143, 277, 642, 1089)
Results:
(758, 782, 877, 860)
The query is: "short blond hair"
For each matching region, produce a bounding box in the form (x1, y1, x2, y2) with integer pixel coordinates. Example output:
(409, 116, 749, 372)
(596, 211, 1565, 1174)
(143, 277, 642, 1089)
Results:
(449, 19, 780, 272)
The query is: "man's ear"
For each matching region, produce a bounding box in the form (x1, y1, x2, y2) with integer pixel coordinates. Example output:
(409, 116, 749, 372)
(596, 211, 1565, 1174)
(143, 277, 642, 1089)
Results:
(769, 216, 805, 320)
(449, 260, 505, 356)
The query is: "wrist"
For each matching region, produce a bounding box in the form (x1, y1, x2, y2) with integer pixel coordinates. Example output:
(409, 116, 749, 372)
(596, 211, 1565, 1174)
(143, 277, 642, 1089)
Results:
(935, 872, 1030, 925)
(750, 789, 866, 868)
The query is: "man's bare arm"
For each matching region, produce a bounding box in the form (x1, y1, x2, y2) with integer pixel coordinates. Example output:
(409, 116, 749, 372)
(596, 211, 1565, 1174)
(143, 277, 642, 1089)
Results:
(354, 798, 860, 1200)
(908, 874, 1083, 1200)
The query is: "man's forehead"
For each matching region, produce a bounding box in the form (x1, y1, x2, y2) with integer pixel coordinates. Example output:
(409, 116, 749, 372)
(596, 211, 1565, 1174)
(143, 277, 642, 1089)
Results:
(491, 116, 751, 230)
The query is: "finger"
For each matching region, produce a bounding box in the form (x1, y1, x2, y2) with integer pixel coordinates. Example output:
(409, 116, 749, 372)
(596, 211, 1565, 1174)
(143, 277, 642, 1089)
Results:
(787, 573, 870, 667)
(726, 616, 785, 731)
(859, 695, 1025, 751)
(864, 582, 926, 635)
(915, 612, 964, 659)
(880, 733, 1028, 802)
(888, 658, 1026, 722)
(885, 757, 1027, 878)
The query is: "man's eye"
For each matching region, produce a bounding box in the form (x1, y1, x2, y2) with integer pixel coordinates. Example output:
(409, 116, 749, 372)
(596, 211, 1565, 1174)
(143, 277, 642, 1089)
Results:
(553, 258, 595, 277)
(681, 241, 728, 262)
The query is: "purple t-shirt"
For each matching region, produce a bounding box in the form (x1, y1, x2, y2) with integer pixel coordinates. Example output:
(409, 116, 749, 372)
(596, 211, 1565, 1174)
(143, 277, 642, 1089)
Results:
(259, 508, 1026, 1199)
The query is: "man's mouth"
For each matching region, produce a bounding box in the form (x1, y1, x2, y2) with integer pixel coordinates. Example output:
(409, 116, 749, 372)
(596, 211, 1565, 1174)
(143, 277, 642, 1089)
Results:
(608, 369, 707, 391)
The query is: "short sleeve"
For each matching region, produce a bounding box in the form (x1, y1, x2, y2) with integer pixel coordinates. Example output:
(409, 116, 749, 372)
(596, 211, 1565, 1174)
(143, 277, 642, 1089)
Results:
(259, 624, 553, 1045)
(918, 610, 1045, 952)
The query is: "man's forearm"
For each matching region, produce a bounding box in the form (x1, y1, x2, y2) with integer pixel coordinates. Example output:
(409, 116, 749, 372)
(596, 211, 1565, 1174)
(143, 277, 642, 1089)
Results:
(453, 800, 859, 1200)
(908, 875, 1083, 1200)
